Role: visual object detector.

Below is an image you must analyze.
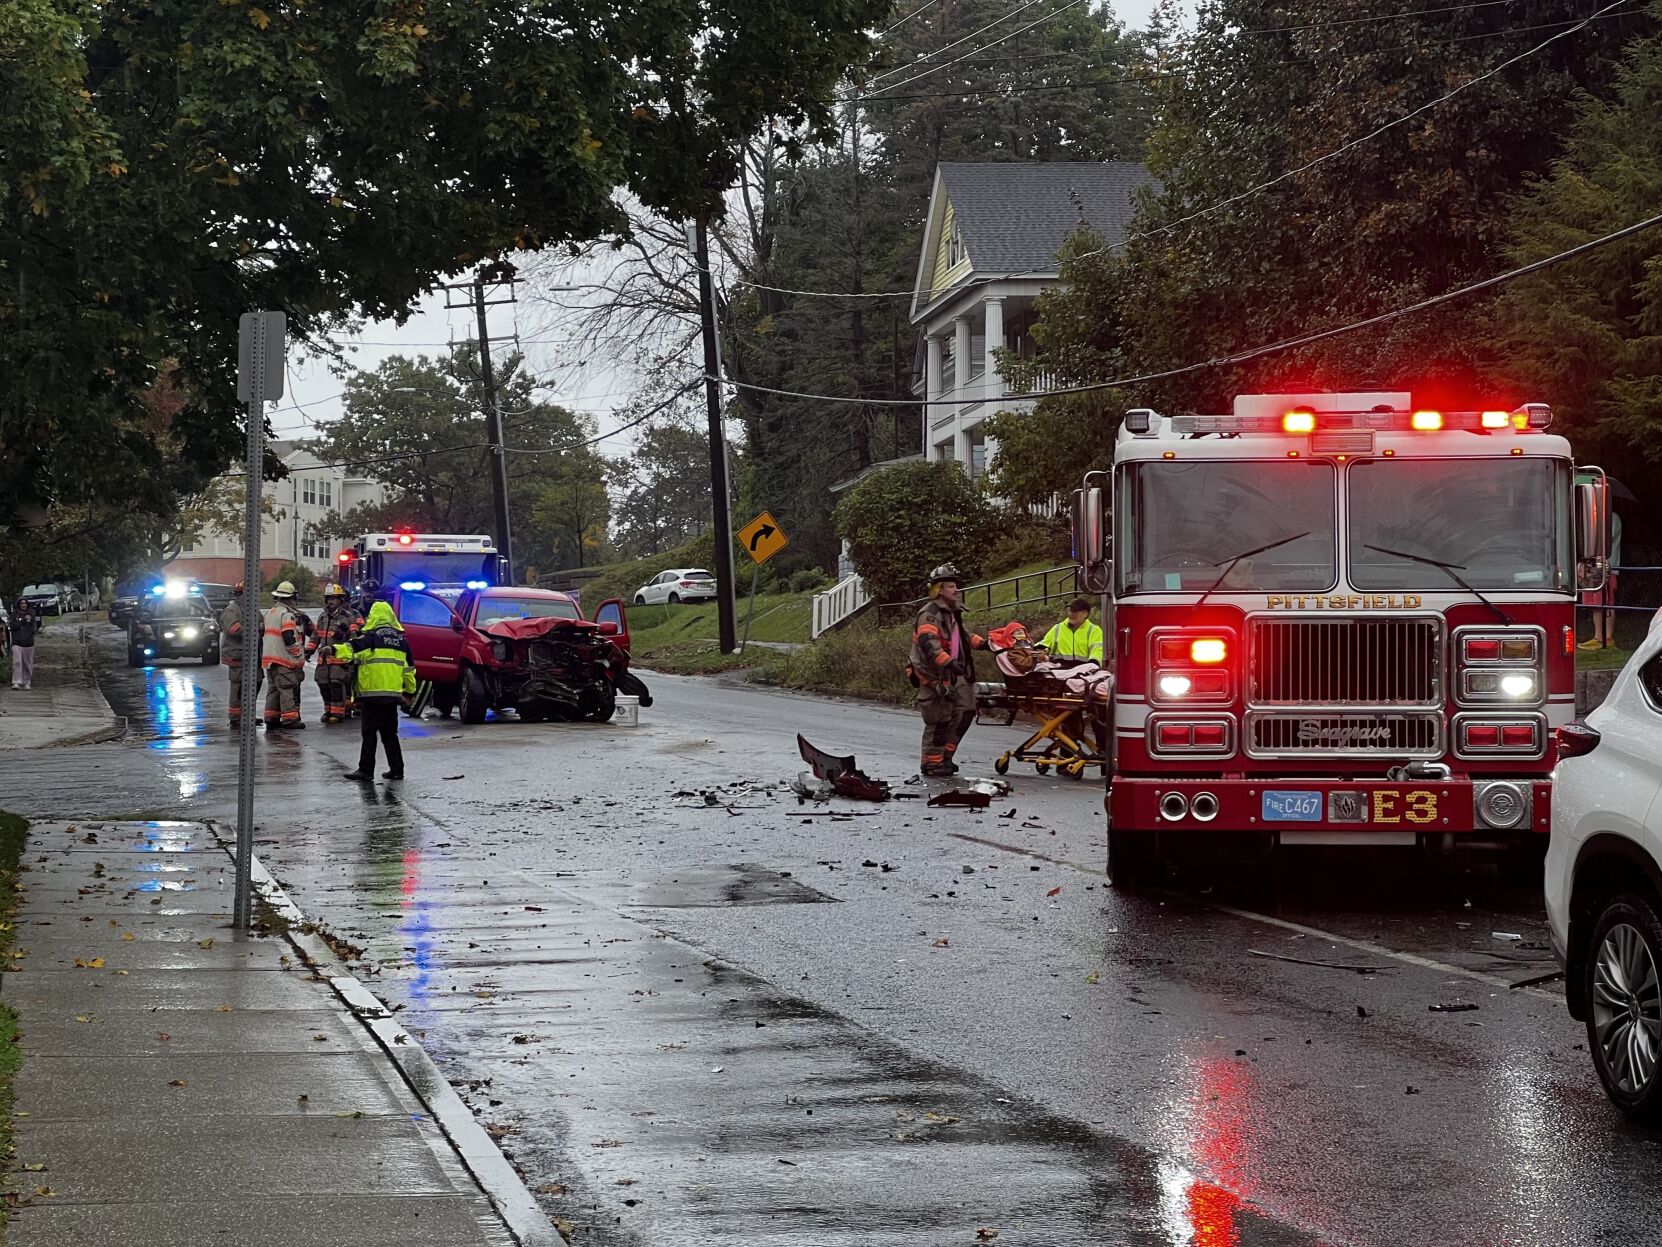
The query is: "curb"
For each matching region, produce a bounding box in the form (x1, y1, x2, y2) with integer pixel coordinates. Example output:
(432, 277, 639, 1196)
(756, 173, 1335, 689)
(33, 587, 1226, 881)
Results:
(240, 846, 565, 1247)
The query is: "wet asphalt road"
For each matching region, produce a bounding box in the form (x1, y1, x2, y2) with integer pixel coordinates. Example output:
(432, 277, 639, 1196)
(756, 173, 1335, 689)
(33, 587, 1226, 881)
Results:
(3, 629, 1659, 1246)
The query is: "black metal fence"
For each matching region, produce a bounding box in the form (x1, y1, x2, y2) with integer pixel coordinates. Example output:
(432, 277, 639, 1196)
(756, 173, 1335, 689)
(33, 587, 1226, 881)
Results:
(875, 565, 1079, 628)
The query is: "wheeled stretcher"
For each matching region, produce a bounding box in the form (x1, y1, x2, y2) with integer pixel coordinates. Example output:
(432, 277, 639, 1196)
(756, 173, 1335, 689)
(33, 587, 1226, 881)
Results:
(975, 646, 1112, 780)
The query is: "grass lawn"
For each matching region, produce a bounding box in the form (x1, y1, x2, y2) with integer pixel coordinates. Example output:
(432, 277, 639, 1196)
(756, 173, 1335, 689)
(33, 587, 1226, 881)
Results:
(625, 592, 812, 651)
(0, 811, 26, 1238)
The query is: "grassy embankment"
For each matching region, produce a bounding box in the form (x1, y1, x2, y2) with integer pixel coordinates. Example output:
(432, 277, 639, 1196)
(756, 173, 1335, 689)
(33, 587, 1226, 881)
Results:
(0, 811, 28, 1234)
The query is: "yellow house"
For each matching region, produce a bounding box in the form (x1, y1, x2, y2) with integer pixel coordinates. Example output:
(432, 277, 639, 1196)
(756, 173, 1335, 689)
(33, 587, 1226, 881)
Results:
(910, 162, 1153, 475)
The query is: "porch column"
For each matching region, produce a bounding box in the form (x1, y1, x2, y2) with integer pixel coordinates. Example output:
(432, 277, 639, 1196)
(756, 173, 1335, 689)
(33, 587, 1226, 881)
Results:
(983, 297, 1004, 403)
(925, 333, 943, 460)
(952, 316, 971, 398)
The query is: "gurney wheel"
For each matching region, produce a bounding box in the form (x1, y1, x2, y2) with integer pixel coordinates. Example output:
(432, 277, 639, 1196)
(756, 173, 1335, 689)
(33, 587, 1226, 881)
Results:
(994, 755, 1010, 775)
(1035, 762, 1051, 775)
(1064, 763, 1084, 780)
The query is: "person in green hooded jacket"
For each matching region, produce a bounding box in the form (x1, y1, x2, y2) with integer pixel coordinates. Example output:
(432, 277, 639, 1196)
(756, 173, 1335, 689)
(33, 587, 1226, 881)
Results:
(335, 598, 416, 782)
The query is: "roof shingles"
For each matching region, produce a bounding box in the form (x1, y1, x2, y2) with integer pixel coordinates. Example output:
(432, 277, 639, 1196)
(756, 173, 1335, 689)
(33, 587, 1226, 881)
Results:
(938, 161, 1153, 275)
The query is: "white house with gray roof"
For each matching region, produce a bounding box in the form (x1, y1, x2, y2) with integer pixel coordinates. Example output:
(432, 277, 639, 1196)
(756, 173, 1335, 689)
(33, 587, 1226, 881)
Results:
(910, 161, 1153, 476)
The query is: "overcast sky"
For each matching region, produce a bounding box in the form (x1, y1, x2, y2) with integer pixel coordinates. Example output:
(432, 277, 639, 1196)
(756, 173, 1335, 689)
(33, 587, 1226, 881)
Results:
(273, 0, 1187, 458)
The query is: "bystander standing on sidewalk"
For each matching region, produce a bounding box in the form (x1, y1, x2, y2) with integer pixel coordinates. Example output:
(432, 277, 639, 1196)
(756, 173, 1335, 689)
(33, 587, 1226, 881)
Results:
(9, 599, 39, 690)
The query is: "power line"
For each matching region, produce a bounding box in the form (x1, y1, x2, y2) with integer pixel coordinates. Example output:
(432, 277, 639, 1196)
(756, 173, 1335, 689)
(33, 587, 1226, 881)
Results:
(865, 0, 1092, 97)
(710, 208, 1662, 406)
(869, 0, 1053, 83)
(878, 0, 943, 38)
(1233, 0, 1523, 36)
(503, 381, 703, 453)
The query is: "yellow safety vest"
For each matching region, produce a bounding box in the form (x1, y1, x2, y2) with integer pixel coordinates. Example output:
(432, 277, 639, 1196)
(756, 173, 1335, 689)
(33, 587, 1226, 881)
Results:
(1040, 619, 1104, 661)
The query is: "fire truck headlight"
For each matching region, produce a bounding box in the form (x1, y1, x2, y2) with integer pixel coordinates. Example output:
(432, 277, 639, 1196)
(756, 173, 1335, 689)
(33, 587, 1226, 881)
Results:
(1500, 673, 1536, 698)
(1158, 674, 1193, 698)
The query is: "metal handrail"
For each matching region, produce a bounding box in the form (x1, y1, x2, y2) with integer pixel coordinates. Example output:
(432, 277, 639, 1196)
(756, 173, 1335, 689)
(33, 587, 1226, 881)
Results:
(874, 564, 1079, 627)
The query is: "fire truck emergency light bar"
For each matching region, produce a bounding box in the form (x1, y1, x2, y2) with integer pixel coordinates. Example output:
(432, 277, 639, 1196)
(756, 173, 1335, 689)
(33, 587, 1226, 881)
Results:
(1128, 403, 1553, 437)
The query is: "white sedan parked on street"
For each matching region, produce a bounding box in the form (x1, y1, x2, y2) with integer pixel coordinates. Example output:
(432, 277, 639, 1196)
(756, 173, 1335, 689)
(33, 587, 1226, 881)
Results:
(633, 568, 718, 605)
(1548, 625, 1662, 1121)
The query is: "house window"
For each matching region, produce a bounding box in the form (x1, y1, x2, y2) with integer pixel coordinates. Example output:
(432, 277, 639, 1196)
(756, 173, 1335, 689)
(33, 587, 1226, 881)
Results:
(970, 441, 988, 478)
(302, 479, 316, 506)
(318, 480, 333, 510)
(946, 223, 964, 268)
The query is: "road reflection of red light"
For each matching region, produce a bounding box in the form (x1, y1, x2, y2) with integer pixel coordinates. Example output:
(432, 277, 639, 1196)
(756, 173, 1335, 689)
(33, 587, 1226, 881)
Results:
(1186, 1181, 1242, 1247)
(401, 849, 419, 900)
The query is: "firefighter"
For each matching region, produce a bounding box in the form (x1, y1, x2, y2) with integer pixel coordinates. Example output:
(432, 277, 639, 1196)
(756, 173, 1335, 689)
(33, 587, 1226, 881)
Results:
(260, 581, 313, 730)
(909, 563, 985, 776)
(309, 583, 363, 723)
(220, 581, 260, 726)
(336, 598, 417, 782)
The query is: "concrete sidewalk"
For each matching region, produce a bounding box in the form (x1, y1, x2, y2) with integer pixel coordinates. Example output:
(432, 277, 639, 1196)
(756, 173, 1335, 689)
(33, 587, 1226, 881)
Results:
(3, 821, 520, 1246)
(0, 624, 123, 750)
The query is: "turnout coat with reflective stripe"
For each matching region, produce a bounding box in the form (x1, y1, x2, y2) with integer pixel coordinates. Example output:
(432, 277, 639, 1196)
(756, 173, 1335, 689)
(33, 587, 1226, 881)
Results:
(309, 603, 363, 666)
(260, 603, 309, 669)
(909, 598, 980, 684)
(333, 602, 416, 700)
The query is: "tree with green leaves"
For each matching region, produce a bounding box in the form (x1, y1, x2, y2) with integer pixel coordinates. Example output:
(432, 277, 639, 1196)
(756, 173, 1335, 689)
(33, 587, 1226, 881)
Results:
(835, 460, 998, 602)
(1490, 11, 1662, 466)
(1, 0, 886, 542)
(311, 347, 611, 577)
(612, 423, 714, 557)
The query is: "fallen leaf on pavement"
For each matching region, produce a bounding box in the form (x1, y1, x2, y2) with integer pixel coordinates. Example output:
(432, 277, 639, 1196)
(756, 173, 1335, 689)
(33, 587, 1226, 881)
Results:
(1085, 972, 1101, 985)
(1046, 886, 1062, 897)
(976, 1230, 999, 1242)
(34, 1187, 57, 1198)
(931, 938, 950, 948)
(21, 1163, 45, 1172)
(214, 1004, 233, 1013)
(198, 938, 215, 949)
(537, 1182, 567, 1195)
(73, 1016, 93, 1025)
(120, 933, 135, 942)
(157, 1032, 171, 1042)
(168, 1080, 187, 1088)
(71, 957, 104, 970)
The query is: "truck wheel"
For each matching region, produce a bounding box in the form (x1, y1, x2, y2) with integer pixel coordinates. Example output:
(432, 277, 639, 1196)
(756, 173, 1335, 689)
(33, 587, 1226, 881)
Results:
(458, 666, 489, 725)
(432, 684, 457, 718)
(1108, 829, 1160, 890)
(585, 692, 617, 723)
(204, 646, 220, 666)
(519, 705, 548, 723)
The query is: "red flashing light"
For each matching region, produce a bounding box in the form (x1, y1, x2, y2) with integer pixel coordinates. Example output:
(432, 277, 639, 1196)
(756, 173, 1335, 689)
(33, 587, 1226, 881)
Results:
(1480, 411, 1509, 430)
(1411, 410, 1444, 431)
(1281, 409, 1316, 434)
(397, 532, 415, 545)
(337, 551, 354, 565)
(1464, 638, 1501, 661)
(1563, 626, 1574, 657)
(1190, 638, 1228, 665)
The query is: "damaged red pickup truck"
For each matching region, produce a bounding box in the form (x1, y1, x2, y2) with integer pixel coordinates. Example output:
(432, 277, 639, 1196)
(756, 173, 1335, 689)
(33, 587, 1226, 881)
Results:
(385, 587, 651, 725)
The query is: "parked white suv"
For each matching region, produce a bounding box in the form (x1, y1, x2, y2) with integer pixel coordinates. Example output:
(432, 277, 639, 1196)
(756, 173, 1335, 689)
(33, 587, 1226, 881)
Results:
(1548, 625, 1662, 1121)
(633, 568, 717, 605)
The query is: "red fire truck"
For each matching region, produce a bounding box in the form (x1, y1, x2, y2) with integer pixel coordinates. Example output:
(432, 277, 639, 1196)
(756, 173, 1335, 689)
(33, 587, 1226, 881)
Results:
(337, 532, 505, 598)
(1071, 391, 1612, 885)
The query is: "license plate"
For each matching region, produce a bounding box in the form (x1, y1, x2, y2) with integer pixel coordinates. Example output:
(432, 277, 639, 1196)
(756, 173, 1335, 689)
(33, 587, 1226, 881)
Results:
(1262, 790, 1323, 822)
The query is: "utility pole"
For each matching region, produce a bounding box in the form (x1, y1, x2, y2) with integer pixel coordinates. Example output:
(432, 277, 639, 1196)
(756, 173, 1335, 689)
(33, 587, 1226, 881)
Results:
(692, 216, 738, 653)
(445, 264, 518, 583)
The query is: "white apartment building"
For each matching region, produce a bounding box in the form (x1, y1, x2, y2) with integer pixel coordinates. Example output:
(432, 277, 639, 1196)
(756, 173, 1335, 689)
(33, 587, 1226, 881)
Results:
(909, 162, 1154, 477)
(171, 441, 387, 585)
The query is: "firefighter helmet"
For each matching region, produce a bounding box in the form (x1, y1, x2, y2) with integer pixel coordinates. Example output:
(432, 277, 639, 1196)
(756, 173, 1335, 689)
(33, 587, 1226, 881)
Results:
(232, 581, 245, 595)
(272, 581, 298, 599)
(324, 583, 347, 599)
(927, 563, 962, 588)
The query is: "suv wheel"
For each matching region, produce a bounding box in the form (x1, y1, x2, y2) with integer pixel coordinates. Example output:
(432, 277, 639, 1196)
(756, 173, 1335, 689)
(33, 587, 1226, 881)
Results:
(1585, 893, 1662, 1122)
(458, 666, 489, 725)
(634, 595, 646, 605)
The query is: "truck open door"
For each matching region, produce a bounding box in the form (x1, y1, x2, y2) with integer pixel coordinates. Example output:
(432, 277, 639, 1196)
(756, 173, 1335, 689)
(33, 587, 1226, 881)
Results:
(593, 598, 630, 653)
(396, 590, 466, 685)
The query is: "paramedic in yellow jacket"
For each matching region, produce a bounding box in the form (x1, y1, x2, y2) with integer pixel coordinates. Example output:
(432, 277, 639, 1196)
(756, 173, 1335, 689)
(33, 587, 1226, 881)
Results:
(336, 599, 417, 783)
(1040, 599, 1105, 663)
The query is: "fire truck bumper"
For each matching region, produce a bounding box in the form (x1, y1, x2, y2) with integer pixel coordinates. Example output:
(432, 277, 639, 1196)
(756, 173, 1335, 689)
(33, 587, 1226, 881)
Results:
(1109, 777, 1551, 839)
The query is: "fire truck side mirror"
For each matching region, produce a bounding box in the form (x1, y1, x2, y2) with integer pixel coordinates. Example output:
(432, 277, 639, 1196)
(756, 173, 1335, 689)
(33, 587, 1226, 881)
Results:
(1575, 480, 1610, 592)
(1071, 485, 1111, 593)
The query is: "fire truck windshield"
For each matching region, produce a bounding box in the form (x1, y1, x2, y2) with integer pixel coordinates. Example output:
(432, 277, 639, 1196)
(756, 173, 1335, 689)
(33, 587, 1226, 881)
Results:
(1348, 458, 1571, 591)
(1119, 460, 1337, 593)
(378, 551, 497, 586)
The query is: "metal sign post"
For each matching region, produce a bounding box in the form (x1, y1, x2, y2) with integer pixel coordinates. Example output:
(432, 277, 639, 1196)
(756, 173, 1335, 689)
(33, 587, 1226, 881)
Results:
(735, 511, 788, 654)
(233, 311, 285, 930)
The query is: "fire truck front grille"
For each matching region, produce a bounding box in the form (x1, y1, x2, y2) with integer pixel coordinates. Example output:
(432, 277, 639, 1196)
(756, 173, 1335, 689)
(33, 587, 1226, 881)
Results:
(1249, 617, 1441, 707)
(1247, 712, 1444, 758)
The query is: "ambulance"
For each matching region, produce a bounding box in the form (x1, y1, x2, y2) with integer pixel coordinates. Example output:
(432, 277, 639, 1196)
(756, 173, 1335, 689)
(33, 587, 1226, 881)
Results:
(338, 532, 505, 598)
